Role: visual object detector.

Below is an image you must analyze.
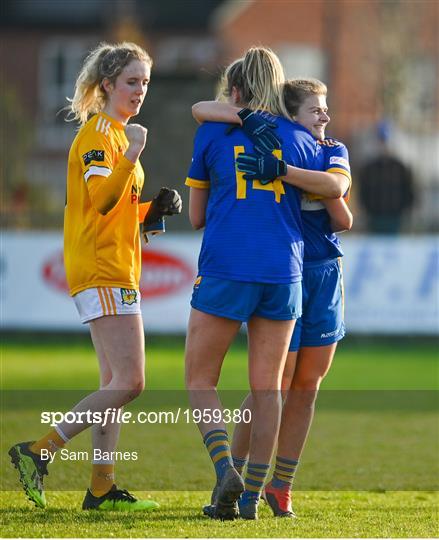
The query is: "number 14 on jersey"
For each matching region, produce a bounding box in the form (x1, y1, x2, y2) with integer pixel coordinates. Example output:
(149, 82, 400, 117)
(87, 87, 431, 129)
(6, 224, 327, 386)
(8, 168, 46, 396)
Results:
(234, 146, 285, 203)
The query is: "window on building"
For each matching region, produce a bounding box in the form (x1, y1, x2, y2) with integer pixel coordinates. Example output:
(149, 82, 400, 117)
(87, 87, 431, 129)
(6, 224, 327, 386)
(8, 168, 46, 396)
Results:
(400, 56, 437, 132)
(38, 38, 92, 148)
(277, 45, 327, 81)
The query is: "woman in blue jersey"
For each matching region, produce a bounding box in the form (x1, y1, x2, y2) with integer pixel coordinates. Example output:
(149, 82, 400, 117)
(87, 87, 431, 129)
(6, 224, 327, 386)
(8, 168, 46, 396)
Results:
(238, 79, 353, 518)
(185, 49, 346, 521)
(192, 78, 352, 519)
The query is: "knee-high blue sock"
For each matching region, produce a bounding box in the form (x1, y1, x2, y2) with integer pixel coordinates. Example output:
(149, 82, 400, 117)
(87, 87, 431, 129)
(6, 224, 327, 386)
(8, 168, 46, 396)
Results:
(203, 429, 233, 482)
(271, 455, 299, 489)
(241, 462, 270, 504)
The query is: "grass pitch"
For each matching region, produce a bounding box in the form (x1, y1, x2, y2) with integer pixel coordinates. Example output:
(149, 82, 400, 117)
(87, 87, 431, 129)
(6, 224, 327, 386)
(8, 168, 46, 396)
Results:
(1, 335, 438, 537)
(1, 490, 437, 538)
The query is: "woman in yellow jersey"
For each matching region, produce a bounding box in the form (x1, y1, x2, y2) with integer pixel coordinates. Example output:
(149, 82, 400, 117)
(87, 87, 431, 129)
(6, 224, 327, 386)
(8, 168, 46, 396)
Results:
(9, 42, 181, 511)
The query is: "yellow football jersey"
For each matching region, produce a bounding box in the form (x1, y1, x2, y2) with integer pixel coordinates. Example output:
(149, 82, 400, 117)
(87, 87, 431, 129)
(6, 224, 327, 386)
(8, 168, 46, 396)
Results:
(64, 112, 144, 296)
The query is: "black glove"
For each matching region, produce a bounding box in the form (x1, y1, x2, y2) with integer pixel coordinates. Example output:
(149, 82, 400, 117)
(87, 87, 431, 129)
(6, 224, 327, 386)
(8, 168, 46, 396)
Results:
(144, 187, 182, 225)
(237, 108, 282, 154)
(236, 152, 287, 185)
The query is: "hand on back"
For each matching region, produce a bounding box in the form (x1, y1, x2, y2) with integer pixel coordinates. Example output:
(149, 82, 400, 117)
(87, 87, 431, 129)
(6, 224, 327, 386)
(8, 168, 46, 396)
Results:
(238, 108, 282, 154)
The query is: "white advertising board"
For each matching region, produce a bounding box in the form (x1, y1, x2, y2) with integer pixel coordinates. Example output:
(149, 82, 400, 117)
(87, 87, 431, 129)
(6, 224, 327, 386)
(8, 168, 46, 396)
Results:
(1, 232, 437, 334)
(341, 235, 438, 334)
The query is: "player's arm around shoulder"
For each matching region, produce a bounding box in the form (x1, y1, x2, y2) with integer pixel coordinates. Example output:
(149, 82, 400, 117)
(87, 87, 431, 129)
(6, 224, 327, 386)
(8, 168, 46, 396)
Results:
(273, 137, 349, 198)
(192, 101, 241, 125)
(285, 137, 351, 198)
(281, 162, 349, 198)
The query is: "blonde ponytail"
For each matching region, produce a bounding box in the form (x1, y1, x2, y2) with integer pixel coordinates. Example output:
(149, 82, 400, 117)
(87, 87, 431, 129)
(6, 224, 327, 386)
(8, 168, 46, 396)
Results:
(242, 48, 289, 118)
(217, 47, 289, 119)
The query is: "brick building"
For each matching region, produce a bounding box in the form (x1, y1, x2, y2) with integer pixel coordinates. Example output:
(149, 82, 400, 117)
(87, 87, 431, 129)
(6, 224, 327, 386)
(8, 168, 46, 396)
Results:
(212, 0, 439, 230)
(214, 0, 438, 138)
(1, 0, 438, 230)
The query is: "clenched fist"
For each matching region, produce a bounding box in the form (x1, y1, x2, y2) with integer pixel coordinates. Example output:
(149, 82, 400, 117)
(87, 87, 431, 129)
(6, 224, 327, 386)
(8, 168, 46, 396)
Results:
(125, 123, 148, 163)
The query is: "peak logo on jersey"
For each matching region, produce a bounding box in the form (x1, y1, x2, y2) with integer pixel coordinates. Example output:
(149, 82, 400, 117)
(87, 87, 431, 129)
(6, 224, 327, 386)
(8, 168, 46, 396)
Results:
(120, 288, 137, 305)
(82, 150, 105, 166)
(42, 249, 194, 299)
(329, 156, 350, 169)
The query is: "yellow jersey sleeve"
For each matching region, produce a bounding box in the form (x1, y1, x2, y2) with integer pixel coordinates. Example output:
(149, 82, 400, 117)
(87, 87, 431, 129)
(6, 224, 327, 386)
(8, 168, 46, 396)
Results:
(185, 177, 210, 189)
(77, 126, 116, 183)
(87, 155, 136, 215)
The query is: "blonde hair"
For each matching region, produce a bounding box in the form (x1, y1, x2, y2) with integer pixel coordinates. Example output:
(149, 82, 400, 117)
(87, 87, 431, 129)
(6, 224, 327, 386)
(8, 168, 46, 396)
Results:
(217, 47, 290, 118)
(283, 78, 327, 117)
(68, 42, 152, 126)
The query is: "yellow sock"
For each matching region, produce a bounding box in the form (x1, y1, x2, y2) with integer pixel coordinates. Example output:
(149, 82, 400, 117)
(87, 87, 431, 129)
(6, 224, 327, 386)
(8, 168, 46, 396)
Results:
(90, 463, 115, 497)
(30, 429, 66, 455)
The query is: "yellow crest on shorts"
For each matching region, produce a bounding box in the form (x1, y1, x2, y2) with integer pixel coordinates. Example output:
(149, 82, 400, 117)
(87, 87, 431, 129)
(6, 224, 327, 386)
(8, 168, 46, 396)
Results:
(120, 288, 137, 305)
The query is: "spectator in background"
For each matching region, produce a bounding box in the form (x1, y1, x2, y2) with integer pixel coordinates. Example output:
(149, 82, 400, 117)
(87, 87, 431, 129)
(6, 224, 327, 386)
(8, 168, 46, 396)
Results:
(358, 120, 415, 234)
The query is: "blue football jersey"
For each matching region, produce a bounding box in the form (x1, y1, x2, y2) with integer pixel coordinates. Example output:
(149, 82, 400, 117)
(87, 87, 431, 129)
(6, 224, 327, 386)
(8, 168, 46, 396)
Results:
(186, 115, 318, 283)
(300, 138, 351, 262)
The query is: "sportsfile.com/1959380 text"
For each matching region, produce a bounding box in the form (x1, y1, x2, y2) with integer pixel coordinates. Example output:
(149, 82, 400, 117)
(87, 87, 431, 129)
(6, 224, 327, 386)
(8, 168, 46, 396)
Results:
(40, 408, 251, 427)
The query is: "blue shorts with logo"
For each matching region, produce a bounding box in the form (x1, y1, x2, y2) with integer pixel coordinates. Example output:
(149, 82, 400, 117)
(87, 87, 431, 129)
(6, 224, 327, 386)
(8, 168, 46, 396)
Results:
(191, 276, 302, 322)
(289, 258, 345, 351)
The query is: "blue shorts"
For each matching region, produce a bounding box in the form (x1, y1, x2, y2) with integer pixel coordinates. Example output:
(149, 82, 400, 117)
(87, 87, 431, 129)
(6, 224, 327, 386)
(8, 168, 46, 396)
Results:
(289, 258, 345, 351)
(191, 276, 302, 322)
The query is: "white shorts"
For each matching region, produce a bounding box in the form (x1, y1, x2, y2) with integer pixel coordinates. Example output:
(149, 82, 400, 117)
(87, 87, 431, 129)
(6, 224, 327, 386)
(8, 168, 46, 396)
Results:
(73, 287, 141, 324)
